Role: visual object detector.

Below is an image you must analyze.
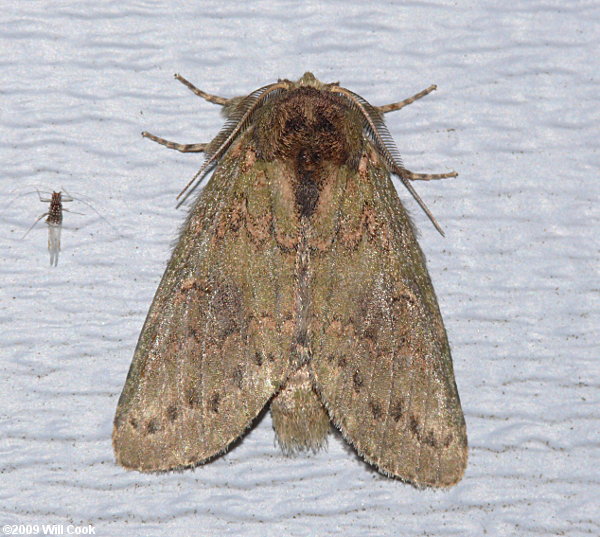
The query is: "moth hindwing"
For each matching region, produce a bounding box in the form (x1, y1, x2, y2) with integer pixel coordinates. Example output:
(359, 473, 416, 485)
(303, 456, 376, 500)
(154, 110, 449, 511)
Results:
(114, 72, 467, 488)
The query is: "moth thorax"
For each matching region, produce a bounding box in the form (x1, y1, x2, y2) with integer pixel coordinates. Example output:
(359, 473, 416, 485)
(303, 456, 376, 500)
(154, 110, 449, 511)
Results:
(266, 87, 360, 164)
(257, 87, 363, 217)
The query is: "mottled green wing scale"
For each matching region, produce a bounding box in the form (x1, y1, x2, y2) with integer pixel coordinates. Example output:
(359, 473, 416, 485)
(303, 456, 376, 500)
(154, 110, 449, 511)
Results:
(310, 149, 467, 487)
(113, 142, 295, 471)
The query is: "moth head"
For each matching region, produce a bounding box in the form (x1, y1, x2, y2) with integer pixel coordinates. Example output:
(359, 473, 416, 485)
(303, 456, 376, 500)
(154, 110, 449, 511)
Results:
(294, 72, 321, 87)
(221, 73, 322, 119)
(291, 72, 340, 91)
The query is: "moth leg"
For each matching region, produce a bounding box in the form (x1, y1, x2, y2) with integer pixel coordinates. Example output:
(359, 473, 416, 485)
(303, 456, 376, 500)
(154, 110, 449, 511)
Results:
(142, 131, 207, 153)
(392, 168, 457, 235)
(376, 85, 437, 113)
(174, 73, 229, 106)
(400, 169, 458, 181)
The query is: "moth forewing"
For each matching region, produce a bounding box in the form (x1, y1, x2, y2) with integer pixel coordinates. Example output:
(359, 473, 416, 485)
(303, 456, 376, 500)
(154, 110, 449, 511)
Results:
(115, 72, 466, 487)
(113, 146, 296, 471)
(310, 152, 467, 487)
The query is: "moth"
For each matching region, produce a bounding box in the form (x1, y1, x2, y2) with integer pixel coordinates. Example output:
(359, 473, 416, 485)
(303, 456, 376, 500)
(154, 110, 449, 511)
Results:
(113, 73, 467, 487)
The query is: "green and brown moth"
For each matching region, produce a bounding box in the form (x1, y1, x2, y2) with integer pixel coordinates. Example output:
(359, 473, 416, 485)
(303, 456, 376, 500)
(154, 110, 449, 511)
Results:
(113, 73, 467, 488)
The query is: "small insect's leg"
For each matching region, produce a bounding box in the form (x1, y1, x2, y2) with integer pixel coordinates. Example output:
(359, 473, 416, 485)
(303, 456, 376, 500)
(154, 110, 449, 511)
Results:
(22, 213, 49, 238)
(36, 189, 52, 203)
(141, 131, 207, 153)
(174, 74, 229, 106)
(58, 189, 74, 203)
(62, 208, 85, 216)
(376, 85, 437, 113)
(401, 169, 458, 181)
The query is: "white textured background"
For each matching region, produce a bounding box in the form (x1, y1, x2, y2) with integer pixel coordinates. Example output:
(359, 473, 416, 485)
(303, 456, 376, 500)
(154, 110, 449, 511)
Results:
(1, 1, 598, 536)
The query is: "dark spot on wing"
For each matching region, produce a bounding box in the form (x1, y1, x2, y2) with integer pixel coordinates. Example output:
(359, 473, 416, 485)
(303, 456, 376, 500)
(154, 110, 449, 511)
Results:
(370, 401, 382, 420)
(232, 366, 244, 389)
(210, 393, 220, 413)
(186, 387, 200, 408)
(167, 405, 179, 422)
(423, 430, 437, 448)
(146, 418, 160, 434)
(352, 370, 363, 392)
(409, 415, 420, 436)
(392, 401, 404, 422)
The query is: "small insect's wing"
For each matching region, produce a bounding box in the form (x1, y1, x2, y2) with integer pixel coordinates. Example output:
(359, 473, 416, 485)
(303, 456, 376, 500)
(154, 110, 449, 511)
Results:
(310, 153, 467, 487)
(47, 223, 61, 266)
(113, 146, 295, 471)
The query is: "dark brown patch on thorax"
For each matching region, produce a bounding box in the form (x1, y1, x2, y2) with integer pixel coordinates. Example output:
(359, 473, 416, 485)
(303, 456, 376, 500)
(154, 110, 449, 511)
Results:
(253, 87, 363, 218)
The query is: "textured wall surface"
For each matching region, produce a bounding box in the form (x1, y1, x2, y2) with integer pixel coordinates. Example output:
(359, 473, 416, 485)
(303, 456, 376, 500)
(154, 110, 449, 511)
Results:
(1, 1, 598, 536)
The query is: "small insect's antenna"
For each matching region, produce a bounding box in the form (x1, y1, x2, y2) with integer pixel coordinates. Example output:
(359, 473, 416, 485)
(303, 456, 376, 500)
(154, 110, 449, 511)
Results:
(0, 184, 50, 219)
(60, 187, 121, 236)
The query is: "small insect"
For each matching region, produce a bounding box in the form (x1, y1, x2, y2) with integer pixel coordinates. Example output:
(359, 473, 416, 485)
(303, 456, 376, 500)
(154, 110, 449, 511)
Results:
(5, 186, 122, 266)
(23, 190, 80, 266)
(113, 73, 467, 487)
